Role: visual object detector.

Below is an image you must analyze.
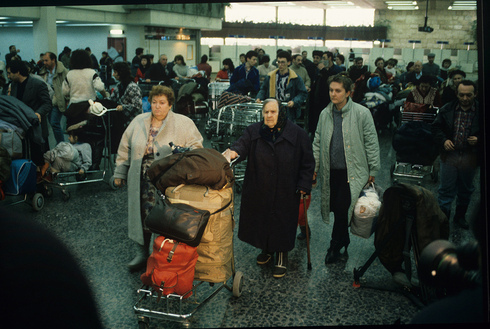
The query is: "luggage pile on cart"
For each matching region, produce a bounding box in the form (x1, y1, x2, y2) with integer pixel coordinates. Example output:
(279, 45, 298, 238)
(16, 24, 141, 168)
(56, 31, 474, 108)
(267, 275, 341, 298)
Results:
(134, 147, 243, 329)
(391, 102, 439, 185)
(41, 100, 120, 201)
(1, 96, 46, 211)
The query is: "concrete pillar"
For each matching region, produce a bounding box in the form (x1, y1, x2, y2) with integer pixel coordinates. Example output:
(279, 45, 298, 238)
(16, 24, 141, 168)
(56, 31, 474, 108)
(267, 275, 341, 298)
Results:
(33, 6, 57, 58)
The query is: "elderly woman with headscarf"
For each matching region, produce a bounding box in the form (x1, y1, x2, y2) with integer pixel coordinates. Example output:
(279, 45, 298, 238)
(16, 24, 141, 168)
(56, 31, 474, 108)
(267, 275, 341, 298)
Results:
(226, 98, 315, 279)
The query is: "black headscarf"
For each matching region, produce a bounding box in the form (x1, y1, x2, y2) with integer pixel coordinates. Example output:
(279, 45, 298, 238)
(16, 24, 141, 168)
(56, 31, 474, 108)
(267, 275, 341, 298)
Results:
(259, 101, 288, 143)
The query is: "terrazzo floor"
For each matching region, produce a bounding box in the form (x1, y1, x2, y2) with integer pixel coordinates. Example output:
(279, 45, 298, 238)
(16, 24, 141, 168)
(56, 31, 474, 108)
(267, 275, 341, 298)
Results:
(1, 114, 483, 329)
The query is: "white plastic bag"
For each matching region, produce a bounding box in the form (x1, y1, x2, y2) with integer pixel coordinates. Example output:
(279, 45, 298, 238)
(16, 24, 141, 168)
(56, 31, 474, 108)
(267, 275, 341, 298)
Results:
(351, 183, 382, 239)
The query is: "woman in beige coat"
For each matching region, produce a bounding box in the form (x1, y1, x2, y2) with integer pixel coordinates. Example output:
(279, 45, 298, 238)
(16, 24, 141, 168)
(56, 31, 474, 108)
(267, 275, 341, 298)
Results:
(113, 85, 203, 271)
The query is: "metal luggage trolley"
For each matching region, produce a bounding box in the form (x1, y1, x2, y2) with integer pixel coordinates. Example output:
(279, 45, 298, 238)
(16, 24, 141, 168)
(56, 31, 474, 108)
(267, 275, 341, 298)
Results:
(208, 80, 230, 111)
(133, 162, 244, 329)
(206, 102, 263, 192)
(391, 104, 439, 185)
(41, 108, 119, 201)
(134, 252, 243, 329)
(1, 138, 45, 212)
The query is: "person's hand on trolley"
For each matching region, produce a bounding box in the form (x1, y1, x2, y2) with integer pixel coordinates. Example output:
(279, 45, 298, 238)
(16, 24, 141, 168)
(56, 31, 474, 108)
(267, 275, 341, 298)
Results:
(114, 178, 126, 187)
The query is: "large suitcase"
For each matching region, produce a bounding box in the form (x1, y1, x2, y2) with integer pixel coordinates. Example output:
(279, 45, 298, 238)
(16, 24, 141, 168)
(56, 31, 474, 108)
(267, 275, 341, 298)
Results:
(165, 184, 234, 283)
(4, 159, 37, 196)
(140, 236, 198, 298)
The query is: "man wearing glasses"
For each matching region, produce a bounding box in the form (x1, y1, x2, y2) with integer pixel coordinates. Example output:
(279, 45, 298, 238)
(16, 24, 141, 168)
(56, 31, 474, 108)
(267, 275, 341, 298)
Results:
(255, 51, 308, 122)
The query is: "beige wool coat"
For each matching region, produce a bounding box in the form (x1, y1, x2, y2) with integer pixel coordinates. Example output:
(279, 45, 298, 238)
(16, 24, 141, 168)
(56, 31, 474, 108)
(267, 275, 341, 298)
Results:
(114, 111, 203, 245)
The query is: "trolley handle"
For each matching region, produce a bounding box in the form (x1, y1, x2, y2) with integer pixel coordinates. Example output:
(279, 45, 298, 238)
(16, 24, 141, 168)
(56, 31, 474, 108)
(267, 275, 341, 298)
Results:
(229, 155, 240, 168)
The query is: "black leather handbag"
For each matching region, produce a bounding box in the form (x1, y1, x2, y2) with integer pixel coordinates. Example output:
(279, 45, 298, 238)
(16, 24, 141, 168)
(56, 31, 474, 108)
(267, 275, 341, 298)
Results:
(145, 191, 231, 247)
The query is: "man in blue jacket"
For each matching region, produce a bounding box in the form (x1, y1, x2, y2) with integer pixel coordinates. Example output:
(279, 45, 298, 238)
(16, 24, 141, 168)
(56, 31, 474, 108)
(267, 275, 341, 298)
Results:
(228, 50, 260, 97)
(255, 51, 307, 122)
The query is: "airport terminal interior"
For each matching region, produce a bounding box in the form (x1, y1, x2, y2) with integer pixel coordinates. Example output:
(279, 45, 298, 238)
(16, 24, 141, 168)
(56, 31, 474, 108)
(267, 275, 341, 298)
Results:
(0, 1, 487, 328)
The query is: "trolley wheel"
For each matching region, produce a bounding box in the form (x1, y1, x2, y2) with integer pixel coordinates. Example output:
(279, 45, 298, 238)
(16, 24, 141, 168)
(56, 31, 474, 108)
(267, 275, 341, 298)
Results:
(232, 271, 244, 297)
(62, 190, 71, 201)
(109, 176, 118, 190)
(31, 193, 44, 211)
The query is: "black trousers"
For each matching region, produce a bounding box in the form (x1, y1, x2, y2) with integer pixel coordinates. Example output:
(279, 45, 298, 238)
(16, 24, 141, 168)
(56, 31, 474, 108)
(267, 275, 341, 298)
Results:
(329, 169, 351, 247)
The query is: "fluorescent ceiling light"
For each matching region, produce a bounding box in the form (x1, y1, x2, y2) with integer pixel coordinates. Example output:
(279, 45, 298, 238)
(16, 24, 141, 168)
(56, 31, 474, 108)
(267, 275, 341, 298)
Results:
(385, 1, 417, 5)
(325, 1, 355, 6)
(110, 29, 123, 35)
(388, 6, 419, 10)
(448, 0, 476, 10)
(385, 1, 418, 10)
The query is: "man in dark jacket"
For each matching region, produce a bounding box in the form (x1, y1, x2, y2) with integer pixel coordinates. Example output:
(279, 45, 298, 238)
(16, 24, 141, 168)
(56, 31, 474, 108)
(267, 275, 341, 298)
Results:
(255, 51, 308, 122)
(7, 60, 51, 164)
(308, 51, 343, 137)
(347, 57, 368, 82)
(431, 80, 479, 229)
(145, 54, 175, 85)
(228, 99, 315, 278)
(228, 50, 260, 96)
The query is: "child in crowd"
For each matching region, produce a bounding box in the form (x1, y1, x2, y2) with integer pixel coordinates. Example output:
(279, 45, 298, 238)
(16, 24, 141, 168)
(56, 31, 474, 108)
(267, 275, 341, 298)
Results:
(41, 128, 92, 178)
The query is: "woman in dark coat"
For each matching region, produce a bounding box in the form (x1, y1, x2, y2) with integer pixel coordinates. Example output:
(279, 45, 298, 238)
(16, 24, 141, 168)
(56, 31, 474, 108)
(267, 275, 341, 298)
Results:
(227, 98, 315, 278)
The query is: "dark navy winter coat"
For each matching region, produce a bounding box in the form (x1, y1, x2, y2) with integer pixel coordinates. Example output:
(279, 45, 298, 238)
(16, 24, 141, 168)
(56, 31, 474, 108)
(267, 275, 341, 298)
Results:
(230, 120, 315, 252)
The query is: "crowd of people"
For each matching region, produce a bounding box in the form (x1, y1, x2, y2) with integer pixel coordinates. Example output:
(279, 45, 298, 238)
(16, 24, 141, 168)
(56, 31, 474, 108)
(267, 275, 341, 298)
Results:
(0, 43, 482, 323)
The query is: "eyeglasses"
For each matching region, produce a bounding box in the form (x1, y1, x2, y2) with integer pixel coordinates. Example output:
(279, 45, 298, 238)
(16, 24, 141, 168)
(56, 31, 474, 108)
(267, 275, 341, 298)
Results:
(277, 60, 288, 64)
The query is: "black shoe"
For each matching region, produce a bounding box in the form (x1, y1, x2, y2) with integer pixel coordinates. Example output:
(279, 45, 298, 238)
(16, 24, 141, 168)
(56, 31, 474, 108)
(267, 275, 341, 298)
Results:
(325, 241, 349, 264)
(273, 252, 288, 278)
(256, 251, 272, 265)
(325, 248, 341, 264)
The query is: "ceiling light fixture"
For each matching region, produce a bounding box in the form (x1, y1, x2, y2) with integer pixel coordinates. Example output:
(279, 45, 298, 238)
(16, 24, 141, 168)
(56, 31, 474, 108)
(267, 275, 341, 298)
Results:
(385, 1, 418, 10)
(448, 1, 477, 10)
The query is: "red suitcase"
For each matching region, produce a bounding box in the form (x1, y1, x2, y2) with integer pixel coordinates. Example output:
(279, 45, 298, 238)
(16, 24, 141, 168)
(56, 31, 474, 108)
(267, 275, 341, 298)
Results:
(141, 236, 198, 299)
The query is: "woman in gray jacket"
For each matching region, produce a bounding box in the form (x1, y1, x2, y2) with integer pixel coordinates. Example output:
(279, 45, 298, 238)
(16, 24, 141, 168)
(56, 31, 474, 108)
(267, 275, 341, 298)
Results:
(113, 85, 203, 271)
(312, 74, 380, 264)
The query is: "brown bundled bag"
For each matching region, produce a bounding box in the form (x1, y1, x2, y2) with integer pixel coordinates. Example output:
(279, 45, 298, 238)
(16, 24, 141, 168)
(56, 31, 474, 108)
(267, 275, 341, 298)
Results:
(148, 148, 234, 192)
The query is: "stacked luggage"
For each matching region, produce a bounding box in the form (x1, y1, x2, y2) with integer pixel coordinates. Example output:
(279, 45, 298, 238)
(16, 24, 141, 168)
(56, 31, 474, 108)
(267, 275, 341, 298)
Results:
(134, 147, 243, 328)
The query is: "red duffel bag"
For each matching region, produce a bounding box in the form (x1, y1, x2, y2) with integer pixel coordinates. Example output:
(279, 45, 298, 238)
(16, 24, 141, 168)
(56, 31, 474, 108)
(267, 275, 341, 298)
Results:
(141, 236, 198, 299)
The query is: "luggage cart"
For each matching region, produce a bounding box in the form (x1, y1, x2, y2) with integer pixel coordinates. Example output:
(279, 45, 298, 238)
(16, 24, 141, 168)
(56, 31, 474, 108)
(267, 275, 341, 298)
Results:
(208, 80, 230, 111)
(391, 105, 439, 185)
(138, 80, 166, 98)
(1, 158, 44, 212)
(1, 134, 44, 211)
(206, 102, 263, 192)
(133, 176, 243, 329)
(41, 109, 119, 201)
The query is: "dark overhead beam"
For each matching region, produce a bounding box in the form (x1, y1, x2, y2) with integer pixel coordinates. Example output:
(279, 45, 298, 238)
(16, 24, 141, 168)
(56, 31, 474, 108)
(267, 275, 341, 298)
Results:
(202, 22, 387, 41)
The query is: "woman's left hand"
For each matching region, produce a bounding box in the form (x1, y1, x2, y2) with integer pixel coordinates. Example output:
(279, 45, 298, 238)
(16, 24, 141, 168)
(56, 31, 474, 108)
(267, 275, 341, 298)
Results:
(116, 105, 123, 111)
(368, 176, 375, 184)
